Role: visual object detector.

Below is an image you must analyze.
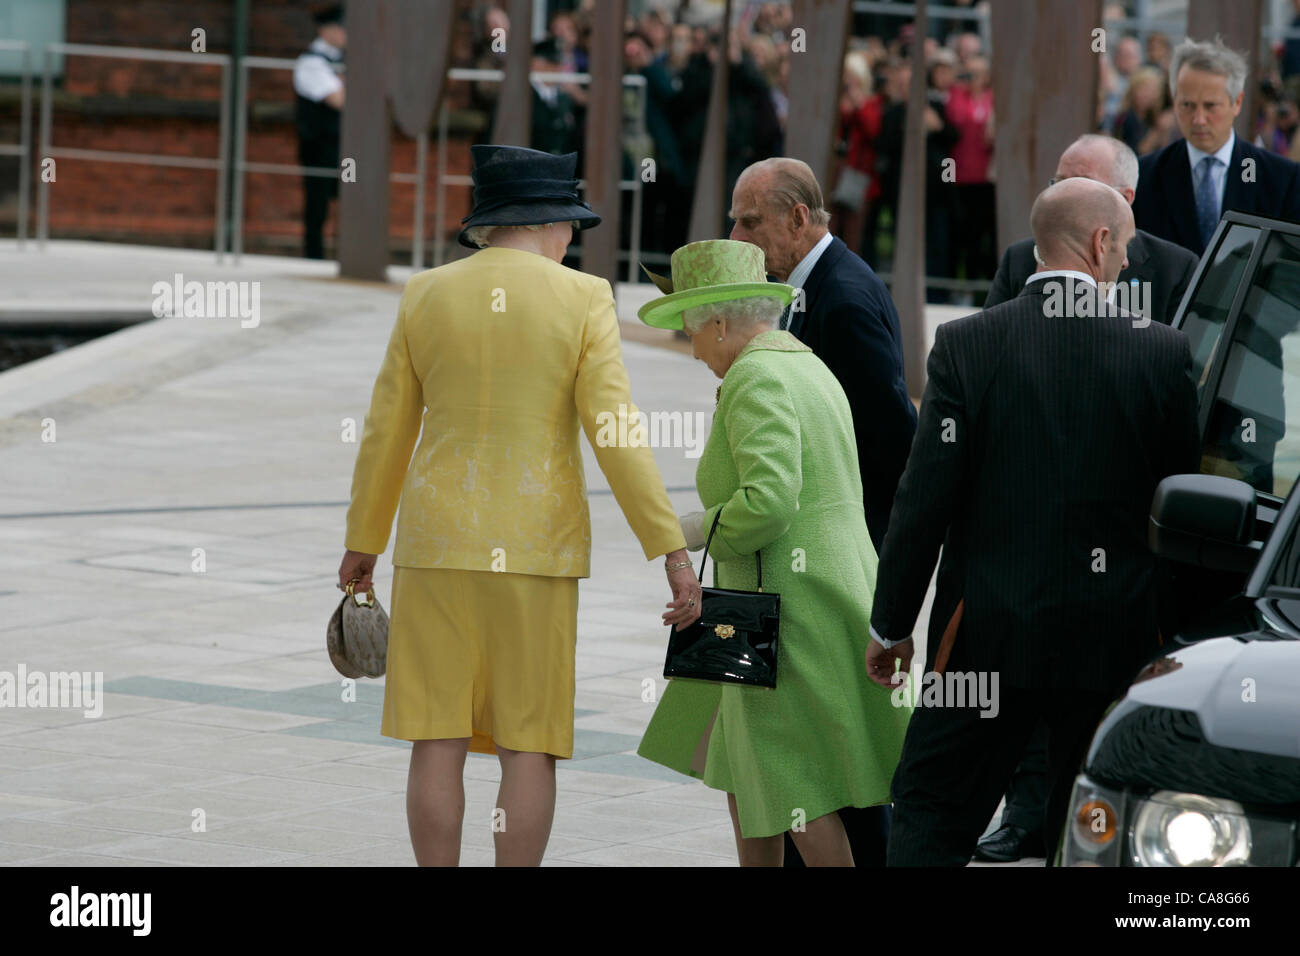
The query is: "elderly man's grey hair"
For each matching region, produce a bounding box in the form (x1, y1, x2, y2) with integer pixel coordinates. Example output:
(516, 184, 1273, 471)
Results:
(465, 220, 580, 249)
(681, 295, 787, 335)
(1169, 36, 1248, 100)
(739, 157, 832, 227)
(1068, 133, 1140, 193)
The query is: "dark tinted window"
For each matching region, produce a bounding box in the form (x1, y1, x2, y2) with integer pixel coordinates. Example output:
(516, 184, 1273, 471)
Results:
(1180, 223, 1259, 387)
(1201, 231, 1300, 497)
(1268, 501, 1300, 591)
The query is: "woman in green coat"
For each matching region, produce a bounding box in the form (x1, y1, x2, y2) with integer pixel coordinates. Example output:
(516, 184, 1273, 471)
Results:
(636, 239, 911, 866)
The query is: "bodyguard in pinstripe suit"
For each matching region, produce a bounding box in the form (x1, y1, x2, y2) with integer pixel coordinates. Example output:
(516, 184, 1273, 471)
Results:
(864, 179, 1201, 865)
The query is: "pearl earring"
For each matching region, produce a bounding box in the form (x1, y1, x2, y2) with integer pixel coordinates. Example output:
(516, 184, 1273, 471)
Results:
(716, 336, 724, 342)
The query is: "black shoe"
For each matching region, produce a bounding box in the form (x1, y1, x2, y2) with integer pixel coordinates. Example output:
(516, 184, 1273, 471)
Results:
(973, 824, 1046, 862)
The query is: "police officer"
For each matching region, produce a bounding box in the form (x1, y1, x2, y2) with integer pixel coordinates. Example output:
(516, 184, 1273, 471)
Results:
(293, 5, 346, 259)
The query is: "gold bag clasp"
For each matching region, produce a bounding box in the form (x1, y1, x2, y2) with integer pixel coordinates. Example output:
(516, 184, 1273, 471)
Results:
(345, 578, 376, 608)
(714, 624, 735, 639)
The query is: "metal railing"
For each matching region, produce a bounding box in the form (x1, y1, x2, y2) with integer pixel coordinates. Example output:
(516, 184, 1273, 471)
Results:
(0, 40, 32, 247)
(229, 53, 348, 262)
(4, 41, 649, 274)
(35, 43, 232, 258)
(231, 61, 647, 274)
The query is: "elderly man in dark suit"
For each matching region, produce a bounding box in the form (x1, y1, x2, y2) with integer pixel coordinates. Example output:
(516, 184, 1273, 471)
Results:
(730, 157, 917, 553)
(728, 156, 918, 868)
(987, 135, 1198, 325)
(1133, 37, 1300, 256)
(865, 178, 1200, 866)
(976, 134, 1198, 864)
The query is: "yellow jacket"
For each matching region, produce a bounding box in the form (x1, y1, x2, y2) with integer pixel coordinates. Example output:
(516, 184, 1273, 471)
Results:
(345, 246, 685, 577)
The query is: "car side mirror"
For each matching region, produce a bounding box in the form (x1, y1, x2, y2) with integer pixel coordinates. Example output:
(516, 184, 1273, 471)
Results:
(1148, 474, 1258, 572)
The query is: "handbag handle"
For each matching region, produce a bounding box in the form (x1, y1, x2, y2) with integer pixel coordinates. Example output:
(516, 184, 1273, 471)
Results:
(698, 510, 763, 592)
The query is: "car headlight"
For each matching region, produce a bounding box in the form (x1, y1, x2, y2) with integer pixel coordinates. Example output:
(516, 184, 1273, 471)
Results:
(1064, 778, 1297, 866)
(1132, 792, 1250, 866)
(1063, 775, 1126, 866)
(1131, 791, 1295, 867)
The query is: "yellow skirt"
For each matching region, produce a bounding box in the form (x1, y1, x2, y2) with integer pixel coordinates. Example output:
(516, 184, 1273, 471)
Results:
(381, 566, 579, 757)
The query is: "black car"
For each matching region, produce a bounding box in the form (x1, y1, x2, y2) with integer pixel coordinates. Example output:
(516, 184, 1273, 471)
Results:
(1063, 212, 1300, 867)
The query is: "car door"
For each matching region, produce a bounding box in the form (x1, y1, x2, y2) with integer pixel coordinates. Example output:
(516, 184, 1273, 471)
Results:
(1173, 212, 1300, 575)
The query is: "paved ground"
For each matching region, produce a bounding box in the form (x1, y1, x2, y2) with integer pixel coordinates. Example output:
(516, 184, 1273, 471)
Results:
(0, 240, 1019, 867)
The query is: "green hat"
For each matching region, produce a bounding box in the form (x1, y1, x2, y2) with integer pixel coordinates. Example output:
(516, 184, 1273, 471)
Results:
(636, 239, 796, 331)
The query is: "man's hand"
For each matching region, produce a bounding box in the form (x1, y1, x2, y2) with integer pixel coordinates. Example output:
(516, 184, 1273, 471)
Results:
(866, 636, 913, 689)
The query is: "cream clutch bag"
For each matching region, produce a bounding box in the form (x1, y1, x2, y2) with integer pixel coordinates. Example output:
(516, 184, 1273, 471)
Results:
(327, 579, 388, 678)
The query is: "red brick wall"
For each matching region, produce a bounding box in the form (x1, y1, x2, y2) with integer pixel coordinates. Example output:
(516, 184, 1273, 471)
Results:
(0, 0, 484, 258)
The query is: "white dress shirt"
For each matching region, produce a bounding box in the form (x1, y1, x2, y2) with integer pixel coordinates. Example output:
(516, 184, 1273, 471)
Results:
(1186, 129, 1235, 219)
(293, 37, 343, 102)
(1025, 269, 1098, 290)
(786, 230, 834, 297)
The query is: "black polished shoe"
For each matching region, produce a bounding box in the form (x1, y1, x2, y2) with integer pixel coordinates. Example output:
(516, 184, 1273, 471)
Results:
(973, 824, 1046, 862)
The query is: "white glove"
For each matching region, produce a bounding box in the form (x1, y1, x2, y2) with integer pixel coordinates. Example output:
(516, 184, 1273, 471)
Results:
(680, 511, 707, 552)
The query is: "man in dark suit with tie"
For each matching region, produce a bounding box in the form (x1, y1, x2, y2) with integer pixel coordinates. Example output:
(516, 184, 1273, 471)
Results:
(865, 178, 1200, 866)
(1132, 37, 1300, 256)
(975, 134, 1197, 864)
(986, 135, 1197, 325)
(729, 156, 918, 867)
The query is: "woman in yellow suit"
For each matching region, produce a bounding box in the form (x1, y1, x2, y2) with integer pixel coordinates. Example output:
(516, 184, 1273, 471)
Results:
(338, 145, 702, 867)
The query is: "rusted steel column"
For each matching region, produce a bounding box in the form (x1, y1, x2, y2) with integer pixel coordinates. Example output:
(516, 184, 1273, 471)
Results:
(688, 0, 732, 242)
(491, 0, 534, 146)
(581, 0, 627, 283)
(387, 0, 456, 139)
(1187, 0, 1262, 142)
(990, 0, 1101, 257)
(339, 0, 455, 281)
(338, 0, 392, 281)
(785, 0, 852, 192)
(893, 0, 929, 396)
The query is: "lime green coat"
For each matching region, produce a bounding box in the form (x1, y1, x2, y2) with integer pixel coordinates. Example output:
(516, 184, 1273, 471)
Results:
(637, 330, 911, 839)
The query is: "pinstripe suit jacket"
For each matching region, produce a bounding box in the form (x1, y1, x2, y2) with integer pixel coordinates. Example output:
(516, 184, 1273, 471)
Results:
(869, 277, 1201, 694)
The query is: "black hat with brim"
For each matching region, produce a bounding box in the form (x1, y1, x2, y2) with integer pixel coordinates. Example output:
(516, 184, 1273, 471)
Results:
(458, 144, 601, 249)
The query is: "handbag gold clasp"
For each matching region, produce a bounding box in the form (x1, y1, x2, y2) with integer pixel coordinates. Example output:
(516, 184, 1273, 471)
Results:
(345, 578, 376, 608)
(714, 624, 735, 639)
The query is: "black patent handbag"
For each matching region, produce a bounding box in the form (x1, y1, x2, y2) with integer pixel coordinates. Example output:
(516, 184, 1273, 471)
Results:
(663, 511, 780, 687)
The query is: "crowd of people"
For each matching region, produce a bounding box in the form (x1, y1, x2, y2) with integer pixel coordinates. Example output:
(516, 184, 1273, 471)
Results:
(467, 2, 789, 257)
(452, 0, 1300, 304)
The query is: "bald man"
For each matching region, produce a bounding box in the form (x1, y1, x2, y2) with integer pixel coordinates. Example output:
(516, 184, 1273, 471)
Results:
(979, 137, 1194, 864)
(985, 135, 1198, 327)
(865, 178, 1200, 866)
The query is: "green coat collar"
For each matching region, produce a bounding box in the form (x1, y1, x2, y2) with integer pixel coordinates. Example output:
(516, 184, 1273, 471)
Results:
(715, 330, 811, 405)
(737, 329, 812, 358)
